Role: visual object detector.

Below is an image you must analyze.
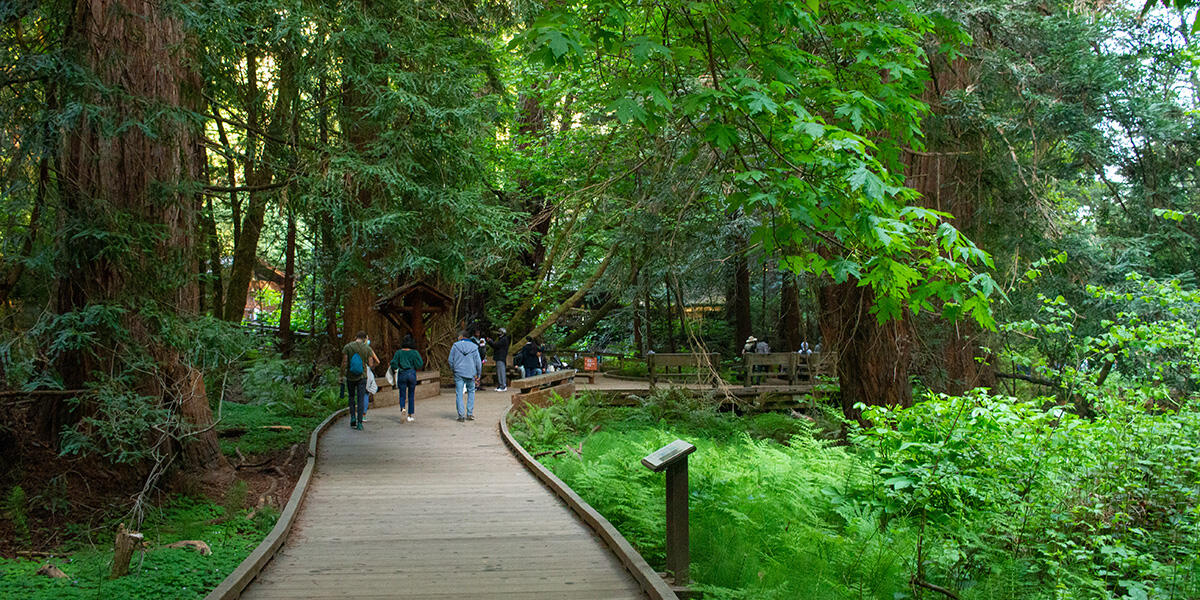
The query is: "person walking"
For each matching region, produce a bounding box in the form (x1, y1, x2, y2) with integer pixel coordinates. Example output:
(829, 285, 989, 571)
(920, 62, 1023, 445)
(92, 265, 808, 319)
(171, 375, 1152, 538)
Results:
(448, 330, 482, 422)
(488, 328, 511, 391)
(360, 334, 381, 422)
(342, 330, 378, 430)
(390, 334, 423, 422)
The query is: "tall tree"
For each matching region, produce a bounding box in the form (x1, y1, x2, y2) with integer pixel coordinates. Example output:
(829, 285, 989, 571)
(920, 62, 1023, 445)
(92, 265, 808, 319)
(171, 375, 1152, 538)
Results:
(56, 0, 228, 478)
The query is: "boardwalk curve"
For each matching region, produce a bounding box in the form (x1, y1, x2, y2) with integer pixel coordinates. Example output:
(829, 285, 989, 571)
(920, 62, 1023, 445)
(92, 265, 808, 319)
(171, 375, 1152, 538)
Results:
(237, 386, 648, 600)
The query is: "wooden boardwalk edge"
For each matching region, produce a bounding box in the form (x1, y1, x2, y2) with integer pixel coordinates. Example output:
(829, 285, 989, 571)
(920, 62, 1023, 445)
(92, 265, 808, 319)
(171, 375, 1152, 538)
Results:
(499, 405, 680, 600)
(205, 407, 349, 600)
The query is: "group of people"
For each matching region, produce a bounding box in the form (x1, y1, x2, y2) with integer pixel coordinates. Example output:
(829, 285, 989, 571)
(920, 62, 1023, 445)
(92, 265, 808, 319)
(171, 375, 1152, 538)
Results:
(741, 335, 822, 355)
(340, 327, 533, 428)
(341, 330, 424, 430)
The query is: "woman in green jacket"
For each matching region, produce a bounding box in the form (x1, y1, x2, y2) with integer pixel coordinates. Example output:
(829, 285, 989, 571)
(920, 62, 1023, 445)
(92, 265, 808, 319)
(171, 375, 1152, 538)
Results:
(390, 335, 424, 421)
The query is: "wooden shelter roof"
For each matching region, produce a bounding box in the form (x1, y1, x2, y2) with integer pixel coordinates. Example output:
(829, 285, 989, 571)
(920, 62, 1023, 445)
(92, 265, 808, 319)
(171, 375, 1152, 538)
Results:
(373, 280, 453, 314)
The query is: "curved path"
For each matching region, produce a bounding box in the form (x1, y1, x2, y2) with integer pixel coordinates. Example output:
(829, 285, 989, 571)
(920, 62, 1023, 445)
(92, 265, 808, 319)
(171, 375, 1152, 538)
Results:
(240, 384, 647, 600)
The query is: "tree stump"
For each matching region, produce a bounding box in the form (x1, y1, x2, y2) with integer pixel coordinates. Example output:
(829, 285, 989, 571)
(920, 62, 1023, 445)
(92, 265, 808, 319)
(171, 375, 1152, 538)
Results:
(110, 523, 143, 578)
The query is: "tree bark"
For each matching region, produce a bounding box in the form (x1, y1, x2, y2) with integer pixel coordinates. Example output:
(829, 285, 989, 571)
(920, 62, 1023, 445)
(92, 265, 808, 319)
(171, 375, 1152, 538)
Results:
(57, 0, 229, 477)
(817, 280, 913, 422)
(779, 271, 803, 352)
(664, 279, 677, 352)
(728, 231, 752, 354)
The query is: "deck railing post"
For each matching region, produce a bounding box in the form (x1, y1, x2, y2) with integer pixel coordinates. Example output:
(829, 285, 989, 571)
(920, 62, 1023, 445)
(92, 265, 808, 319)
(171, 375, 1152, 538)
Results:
(642, 439, 696, 586)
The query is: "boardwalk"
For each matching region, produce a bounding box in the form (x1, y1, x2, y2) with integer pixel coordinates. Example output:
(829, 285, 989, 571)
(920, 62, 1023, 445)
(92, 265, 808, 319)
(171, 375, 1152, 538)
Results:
(240, 383, 647, 600)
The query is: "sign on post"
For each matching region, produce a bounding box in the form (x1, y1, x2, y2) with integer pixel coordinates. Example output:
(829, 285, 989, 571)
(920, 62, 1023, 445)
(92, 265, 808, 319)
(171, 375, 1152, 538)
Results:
(642, 439, 696, 586)
(583, 356, 598, 371)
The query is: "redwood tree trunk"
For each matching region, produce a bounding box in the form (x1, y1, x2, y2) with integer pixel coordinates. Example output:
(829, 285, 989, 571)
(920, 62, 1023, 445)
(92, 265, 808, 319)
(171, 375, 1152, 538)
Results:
(728, 233, 752, 353)
(817, 282, 913, 422)
(779, 272, 802, 351)
(57, 0, 228, 477)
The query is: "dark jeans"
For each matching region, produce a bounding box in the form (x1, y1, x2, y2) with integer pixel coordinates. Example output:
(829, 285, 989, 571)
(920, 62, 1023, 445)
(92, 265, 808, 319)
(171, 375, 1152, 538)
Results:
(347, 377, 367, 423)
(397, 368, 416, 414)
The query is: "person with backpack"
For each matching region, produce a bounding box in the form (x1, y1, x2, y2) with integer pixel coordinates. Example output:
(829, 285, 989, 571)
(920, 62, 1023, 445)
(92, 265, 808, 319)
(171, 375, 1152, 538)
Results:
(488, 328, 511, 392)
(390, 334, 423, 422)
(342, 330, 378, 430)
(448, 330, 482, 422)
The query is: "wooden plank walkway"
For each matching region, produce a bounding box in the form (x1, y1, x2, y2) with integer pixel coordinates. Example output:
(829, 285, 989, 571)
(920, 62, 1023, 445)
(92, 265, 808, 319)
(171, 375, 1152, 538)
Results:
(240, 385, 647, 600)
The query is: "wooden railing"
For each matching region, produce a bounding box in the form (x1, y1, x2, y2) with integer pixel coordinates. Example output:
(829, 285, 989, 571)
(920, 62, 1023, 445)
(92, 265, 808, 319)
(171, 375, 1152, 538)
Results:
(742, 352, 836, 387)
(511, 369, 577, 410)
(647, 353, 721, 389)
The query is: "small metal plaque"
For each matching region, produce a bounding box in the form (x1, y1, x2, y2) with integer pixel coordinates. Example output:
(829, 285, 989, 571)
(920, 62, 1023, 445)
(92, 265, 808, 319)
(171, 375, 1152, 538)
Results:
(641, 439, 696, 472)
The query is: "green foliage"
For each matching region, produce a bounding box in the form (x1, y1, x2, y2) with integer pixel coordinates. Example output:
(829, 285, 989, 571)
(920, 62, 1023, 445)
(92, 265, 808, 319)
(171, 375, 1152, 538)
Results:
(855, 390, 1200, 598)
(509, 0, 1001, 329)
(0, 496, 276, 600)
(510, 393, 912, 598)
(217, 402, 327, 457)
(238, 352, 339, 418)
(5, 486, 29, 544)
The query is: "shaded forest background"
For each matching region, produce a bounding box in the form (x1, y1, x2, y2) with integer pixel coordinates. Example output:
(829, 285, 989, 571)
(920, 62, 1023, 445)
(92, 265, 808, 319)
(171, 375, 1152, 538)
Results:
(3, 0, 1200, 593)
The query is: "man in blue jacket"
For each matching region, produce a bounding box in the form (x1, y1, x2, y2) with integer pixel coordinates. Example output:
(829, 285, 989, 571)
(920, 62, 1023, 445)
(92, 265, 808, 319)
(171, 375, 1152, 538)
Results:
(448, 330, 482, 421)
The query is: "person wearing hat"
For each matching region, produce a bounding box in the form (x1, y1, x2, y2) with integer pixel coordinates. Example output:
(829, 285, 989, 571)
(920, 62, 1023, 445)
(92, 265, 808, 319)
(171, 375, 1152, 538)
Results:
(488, 328, 511, 391)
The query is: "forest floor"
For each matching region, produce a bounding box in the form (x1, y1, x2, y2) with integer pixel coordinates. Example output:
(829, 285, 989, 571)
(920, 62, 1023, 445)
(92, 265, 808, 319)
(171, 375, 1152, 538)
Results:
(0, 403, 316, 556)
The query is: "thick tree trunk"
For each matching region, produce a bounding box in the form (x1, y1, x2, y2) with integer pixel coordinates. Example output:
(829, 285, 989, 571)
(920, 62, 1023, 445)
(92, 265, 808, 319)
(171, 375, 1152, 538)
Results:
(57, 0, 229, 477)
(904, 54, 995, 393)
(728, 233, 752, 353)
(663, 279, 677, 352)
(817, 281, 913, 422)
(779, 272, 803, 352)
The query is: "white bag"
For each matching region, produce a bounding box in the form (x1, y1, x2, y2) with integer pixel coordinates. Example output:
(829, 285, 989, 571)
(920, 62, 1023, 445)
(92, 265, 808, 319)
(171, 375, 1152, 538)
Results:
(365, 368, 379, 394)
(385, 366, 395, 386)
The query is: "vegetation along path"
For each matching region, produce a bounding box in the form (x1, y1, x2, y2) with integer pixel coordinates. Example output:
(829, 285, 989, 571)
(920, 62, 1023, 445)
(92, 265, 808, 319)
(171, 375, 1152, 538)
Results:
(239, 386, 647, 600)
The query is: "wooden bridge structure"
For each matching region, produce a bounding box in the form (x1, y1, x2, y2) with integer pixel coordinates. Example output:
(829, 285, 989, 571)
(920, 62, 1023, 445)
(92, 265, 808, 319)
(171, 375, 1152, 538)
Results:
(229, 359, 834, 599)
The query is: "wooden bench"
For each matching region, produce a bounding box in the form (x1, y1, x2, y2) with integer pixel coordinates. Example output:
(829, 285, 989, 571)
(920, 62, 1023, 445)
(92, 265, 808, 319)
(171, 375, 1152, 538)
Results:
(414, 370, 441, 399)
(647, 353, 721, 389)
(743, 352, 837, 387)
(510, 369, 576, 411)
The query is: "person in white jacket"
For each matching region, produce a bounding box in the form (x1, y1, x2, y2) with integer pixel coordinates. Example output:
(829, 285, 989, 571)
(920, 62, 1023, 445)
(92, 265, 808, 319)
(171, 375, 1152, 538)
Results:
(447, 331, 482, 422)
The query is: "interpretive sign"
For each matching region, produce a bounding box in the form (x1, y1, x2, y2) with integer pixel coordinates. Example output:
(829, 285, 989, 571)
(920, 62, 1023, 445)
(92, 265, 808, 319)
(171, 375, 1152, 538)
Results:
(641, 439, 696, 473)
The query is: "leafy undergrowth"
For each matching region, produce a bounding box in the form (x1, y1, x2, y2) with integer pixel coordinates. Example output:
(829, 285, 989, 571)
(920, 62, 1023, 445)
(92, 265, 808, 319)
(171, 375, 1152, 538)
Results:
(510, 390, 914, 599)
(217, 402, 330, 457)
(0, 496, 277, 600)
(509, 389, 1200, 599)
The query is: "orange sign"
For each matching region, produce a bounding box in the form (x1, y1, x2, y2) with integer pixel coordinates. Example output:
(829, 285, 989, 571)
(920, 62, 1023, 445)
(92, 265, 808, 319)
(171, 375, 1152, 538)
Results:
(583, 357, 599, 371)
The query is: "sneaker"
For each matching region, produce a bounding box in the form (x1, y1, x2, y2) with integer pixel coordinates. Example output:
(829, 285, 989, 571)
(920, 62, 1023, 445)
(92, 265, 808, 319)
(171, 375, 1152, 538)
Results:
(360, 414, 368, 422)
(467, 414, 475, 421)
(456, 416, 465, 422)
(356, 422, 364, 431)
(406, 416, 414, 422)
(349, 420, 357, 429)
(499, 387, 508, 392)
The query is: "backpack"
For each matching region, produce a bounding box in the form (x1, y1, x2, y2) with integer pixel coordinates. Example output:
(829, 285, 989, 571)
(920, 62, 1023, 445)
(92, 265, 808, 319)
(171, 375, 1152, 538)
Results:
(348, 351, 364, 378)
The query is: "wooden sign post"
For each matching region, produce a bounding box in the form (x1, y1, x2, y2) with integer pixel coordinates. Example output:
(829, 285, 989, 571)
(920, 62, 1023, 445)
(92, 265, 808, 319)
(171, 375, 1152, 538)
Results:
(642, 439, 696, 586)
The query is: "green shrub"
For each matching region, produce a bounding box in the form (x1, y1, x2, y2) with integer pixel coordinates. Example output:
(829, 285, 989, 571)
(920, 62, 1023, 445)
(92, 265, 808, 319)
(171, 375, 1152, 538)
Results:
(5, 486, 28, 543)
